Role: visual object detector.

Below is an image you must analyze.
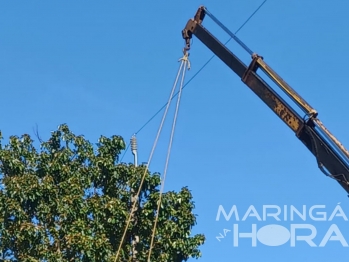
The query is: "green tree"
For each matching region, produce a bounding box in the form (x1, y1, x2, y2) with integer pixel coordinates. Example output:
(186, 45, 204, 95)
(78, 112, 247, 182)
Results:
(0, 124, 205, 261)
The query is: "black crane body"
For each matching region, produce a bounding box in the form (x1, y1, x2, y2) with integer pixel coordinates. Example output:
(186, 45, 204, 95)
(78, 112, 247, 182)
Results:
(182, 6, 349, 194)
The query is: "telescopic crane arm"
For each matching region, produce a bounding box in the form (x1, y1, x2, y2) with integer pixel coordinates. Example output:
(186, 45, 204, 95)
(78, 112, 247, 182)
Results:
(182, 6, 349, 194)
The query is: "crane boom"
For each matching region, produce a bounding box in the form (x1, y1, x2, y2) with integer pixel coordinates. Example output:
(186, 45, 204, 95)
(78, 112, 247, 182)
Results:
(182, 6, 349, 194)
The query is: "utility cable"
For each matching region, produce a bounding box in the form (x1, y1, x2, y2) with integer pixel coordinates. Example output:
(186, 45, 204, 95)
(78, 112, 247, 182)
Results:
(132, 0, 267, 137)
(147, 54, 189, 261)
(120, 142, 130, 163)
(114, 58, 185, 262)
(116, 2, 268, 259)
(204, 8, 254, 55)
(120, 1, 267, 163)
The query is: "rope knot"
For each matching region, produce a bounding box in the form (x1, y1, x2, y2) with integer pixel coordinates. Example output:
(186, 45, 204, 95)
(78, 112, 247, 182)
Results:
(179, 52, 191, 70)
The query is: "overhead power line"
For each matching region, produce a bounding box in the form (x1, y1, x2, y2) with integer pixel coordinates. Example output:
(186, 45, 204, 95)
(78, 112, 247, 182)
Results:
(134, 1, 267, 135)
(120, 0, 268, 162)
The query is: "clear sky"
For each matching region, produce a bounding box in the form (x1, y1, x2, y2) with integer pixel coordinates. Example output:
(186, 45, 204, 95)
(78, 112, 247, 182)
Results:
(2, 0, 349, 261)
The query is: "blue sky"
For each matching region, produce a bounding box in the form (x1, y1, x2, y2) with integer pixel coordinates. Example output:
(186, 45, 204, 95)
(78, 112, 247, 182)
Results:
(2, 0, 349, 261)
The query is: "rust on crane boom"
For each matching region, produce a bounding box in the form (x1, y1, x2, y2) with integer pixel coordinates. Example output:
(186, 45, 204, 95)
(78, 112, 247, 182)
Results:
(182, 6, 349, 194)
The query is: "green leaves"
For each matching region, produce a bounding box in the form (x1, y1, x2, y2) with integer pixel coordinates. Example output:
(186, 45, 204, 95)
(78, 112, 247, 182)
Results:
(0, 124, 205, 261)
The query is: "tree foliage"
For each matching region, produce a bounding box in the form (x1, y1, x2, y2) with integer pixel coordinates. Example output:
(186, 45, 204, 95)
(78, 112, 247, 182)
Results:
(0, 124, 205, 261)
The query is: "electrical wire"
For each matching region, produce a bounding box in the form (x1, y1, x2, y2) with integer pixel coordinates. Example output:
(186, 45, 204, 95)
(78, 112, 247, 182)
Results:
(116, 2, 268, 259)
(133, 0, 267, 136)
(119, 1, 267, 164)
(120, 142, 130, 162)
(204, 8, 254, 55)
